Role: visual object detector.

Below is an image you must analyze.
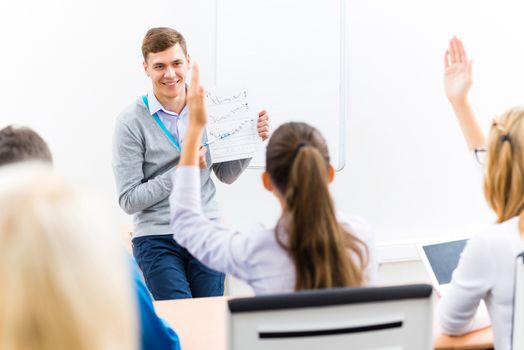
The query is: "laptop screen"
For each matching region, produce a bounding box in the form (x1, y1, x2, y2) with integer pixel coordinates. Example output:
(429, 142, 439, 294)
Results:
(422, 239, 468, 285)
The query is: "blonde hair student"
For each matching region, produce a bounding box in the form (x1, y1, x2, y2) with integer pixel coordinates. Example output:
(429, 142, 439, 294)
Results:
(0, 163, 137, 350)
(483, 109, 524, 229)
(440, 36, 524, 350)
(168, 64, 377, 295)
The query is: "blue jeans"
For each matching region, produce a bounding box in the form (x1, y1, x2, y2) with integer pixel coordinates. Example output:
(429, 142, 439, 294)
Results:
(132, 234, 225, 300)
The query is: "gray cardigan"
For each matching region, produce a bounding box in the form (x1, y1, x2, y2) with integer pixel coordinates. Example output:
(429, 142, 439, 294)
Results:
(112, 97, 251, 238)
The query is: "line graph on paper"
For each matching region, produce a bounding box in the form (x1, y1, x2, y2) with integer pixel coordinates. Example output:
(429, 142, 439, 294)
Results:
(205, 87, 259, 163)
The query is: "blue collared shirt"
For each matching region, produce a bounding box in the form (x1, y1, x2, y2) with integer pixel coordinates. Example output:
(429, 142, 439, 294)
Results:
(147, 92, 188, 146)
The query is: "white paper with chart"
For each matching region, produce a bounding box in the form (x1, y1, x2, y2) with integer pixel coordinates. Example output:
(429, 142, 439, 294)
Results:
(205, 87, 260, 163)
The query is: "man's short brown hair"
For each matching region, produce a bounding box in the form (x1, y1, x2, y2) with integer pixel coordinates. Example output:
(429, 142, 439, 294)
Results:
(142, 27, 187, 61)
(0, 126, 53, 166)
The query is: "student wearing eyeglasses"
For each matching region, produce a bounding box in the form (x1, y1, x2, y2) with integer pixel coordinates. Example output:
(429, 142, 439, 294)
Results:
(440, 36, 524, 350)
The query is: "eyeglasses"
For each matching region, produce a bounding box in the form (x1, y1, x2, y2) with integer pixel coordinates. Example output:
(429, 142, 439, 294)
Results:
(474, 148, 487, 166)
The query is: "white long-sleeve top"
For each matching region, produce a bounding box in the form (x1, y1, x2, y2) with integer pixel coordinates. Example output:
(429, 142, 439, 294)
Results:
(169, 166, 377, 295)
(439, 216, 524, 350)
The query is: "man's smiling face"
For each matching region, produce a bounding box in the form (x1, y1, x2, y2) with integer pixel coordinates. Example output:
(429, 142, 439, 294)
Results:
(143, 43, 190, 102)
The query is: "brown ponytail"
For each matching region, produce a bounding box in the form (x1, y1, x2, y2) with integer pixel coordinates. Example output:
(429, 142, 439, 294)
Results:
(266, 122, 367, 290)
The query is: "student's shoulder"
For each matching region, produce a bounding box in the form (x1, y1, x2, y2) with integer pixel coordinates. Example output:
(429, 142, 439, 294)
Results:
(337, 212, 375, 248)
(237, 223, 279, 252)
(244, 223, 274, 241)
(338, 212, 372, 236)
(458, 218, 522, 266)
(473, 216, 521, 249)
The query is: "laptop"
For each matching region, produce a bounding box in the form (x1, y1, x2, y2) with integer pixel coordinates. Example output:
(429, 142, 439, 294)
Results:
(418, 238, 491, 331)
(418, 239, 468, 296)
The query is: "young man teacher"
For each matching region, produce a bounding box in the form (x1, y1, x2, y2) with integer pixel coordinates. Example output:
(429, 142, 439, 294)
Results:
(112, 27, 270, 300)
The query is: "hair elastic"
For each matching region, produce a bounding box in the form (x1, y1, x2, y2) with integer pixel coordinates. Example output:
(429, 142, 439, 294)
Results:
(499, 134, 510, 142)
(291, 142, 307, 159)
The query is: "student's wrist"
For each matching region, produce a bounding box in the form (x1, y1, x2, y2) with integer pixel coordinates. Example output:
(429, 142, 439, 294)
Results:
(448, 97, 470, 110)
(186, 125, 204, 138)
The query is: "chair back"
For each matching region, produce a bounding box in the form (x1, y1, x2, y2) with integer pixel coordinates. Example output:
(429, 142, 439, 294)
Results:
(228, 284, 434, 350)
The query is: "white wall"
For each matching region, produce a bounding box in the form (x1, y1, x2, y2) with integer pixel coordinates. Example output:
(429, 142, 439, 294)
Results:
(3, 0, 524, 260)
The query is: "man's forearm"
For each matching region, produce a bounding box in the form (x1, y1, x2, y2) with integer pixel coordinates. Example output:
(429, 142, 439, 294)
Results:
(117, 168, 174, 214)
(212, 158, 251, 184)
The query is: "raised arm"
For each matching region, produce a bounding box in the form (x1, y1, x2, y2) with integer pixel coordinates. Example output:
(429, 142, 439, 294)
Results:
(444, 37, 486, 151)
(171, 64, 253, 279)
(180, 63, 207, 166)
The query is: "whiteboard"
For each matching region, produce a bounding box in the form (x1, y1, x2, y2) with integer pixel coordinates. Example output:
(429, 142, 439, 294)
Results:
(215, 0, 346, 169)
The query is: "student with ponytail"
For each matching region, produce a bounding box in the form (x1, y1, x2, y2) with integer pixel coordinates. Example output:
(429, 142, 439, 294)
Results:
(440, 37, 524, 350)
(168, 64, 376, 295)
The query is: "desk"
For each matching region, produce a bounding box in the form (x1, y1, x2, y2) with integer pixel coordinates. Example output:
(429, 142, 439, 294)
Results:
(154, 296, 493, 350)
(155, 297, 227, 350)
(434, 329, 493, 350)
